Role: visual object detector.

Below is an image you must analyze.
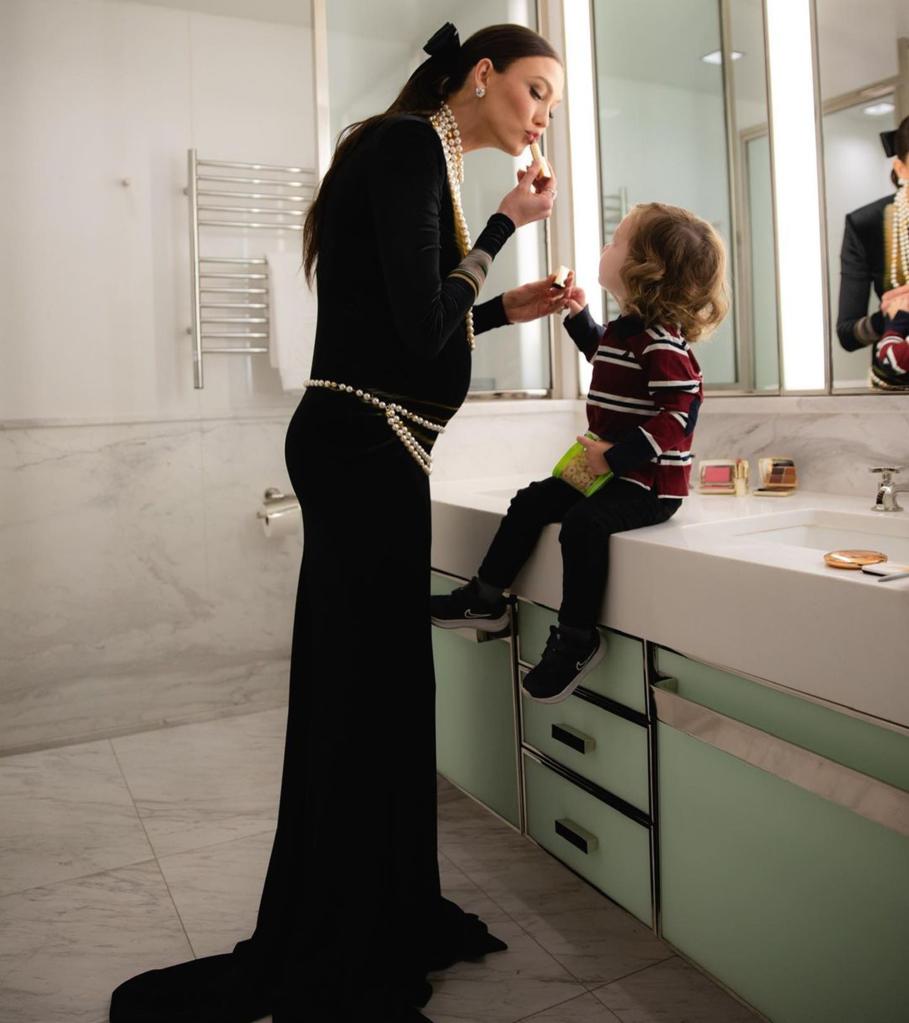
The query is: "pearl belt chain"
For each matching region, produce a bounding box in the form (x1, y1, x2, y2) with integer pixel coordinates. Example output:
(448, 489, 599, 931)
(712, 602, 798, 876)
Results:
(891, 180, 909, 288)
(303, 379, 446, 475)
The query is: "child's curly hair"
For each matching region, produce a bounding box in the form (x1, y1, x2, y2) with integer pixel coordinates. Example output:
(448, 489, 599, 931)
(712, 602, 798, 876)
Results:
(620, 202, 729, 342)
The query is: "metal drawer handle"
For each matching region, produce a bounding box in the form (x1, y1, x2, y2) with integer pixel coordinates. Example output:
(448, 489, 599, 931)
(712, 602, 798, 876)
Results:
(554, 817, 599, 854)
(551, 723, 596, 754)
(653, 680, 909, 839)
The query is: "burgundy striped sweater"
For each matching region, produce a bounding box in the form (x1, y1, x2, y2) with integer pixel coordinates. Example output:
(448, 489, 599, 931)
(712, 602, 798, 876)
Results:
(564, 307, 704, 498)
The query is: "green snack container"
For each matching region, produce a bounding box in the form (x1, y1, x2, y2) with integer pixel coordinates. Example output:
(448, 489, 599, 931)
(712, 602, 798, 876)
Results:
(552, 431, 614, 496)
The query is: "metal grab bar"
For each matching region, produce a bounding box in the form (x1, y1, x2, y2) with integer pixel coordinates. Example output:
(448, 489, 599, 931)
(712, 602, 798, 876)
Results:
(186, 149, 317, 388)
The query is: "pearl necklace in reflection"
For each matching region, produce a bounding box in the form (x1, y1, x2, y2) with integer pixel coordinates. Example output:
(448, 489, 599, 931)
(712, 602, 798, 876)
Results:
(429, 102, 476, 350)
(891, 179, 909, 288)
(302, 379, 446, 474)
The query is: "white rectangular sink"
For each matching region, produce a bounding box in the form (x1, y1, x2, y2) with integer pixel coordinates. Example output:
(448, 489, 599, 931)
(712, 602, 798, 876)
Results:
(685, 507, 909, 564)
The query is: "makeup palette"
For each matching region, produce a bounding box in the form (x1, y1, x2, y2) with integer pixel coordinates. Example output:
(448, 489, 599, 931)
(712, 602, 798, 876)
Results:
(697, 459, 737, 494)
(754, 457, 798, 496)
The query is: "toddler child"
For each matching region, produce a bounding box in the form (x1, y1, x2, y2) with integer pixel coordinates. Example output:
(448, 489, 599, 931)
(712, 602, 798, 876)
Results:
(430, 202, 728, 703)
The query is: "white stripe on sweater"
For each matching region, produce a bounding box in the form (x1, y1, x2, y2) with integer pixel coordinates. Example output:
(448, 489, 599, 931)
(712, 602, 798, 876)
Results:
(587, 397, 656, 416)
(643, 341, 690, 355)
(594, 355, 643, 370)
(589, 389, 656, 406)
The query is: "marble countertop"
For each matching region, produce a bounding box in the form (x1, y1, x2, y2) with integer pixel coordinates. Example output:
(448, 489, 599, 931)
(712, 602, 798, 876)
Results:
(430, 474, 909, 733)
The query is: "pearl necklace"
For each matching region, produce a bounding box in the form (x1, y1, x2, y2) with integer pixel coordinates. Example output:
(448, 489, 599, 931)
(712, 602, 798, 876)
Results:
(429, 102, 476, 350)
(890, 179, 909, 289)
(302, 379, 446, 474)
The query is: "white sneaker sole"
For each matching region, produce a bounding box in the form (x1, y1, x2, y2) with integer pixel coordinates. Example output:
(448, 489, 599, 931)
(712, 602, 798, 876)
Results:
(522, 635, 608, 704)
(431, 611, 510, 632)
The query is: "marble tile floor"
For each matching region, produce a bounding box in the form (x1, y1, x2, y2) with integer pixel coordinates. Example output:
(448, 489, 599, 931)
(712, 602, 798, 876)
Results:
(0, 707, 762, 1023)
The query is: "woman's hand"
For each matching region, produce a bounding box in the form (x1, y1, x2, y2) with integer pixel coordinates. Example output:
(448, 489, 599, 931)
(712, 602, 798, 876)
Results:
(497, 158, 557, 228)
(503, 273, 573, 323)
(576, 434, 613, 475)
(882, 283, 909, 318)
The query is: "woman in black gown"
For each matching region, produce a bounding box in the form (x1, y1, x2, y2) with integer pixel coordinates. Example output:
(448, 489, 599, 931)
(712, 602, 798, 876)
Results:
(110, 21, 565, 1023)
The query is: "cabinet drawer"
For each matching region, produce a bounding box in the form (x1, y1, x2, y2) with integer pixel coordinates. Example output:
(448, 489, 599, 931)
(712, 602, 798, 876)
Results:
(517, 599, 646, 715)
(655, 680, 909, 1023)
(431, 573, 519, 827)
(521, 677, 649, 814)
(656, 647, 909, 792)
(523, 751, 652, 926)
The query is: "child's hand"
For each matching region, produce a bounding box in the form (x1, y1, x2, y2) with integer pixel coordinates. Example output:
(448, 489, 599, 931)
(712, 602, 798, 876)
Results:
(564, 275, 587, 318)
(503, 274, 573, 323)
(576, 434, 613, 475)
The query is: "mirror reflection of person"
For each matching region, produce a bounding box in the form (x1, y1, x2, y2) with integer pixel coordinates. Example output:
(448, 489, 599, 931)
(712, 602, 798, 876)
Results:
(837, 116, 909, 389)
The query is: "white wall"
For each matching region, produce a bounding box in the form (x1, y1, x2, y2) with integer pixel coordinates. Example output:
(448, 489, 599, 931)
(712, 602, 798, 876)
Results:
(0, 0, 314, 424)
(0, 0, 316, 754)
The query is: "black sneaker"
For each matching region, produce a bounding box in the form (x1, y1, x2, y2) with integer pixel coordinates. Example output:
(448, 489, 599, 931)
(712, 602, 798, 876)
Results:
(521, 625, 607, 703)
(430, 577, 509, 632)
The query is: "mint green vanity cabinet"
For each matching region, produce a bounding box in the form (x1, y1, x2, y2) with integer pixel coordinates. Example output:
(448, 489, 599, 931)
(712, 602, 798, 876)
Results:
(523, 751, 653, 926)
(520, 673, 650, 814)
(653, 653, 909, 1023)
(516, 598, 647, 714)
(430, 571, 520, 828)
(516, 596, 655, 928)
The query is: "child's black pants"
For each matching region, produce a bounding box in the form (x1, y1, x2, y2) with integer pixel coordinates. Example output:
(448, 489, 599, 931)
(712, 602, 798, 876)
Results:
(477, 477, 681, 629)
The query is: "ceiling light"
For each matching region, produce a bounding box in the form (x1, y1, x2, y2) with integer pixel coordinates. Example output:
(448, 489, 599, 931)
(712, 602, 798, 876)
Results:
(863, 101, 895, 116)
(701, 49, 744, 65)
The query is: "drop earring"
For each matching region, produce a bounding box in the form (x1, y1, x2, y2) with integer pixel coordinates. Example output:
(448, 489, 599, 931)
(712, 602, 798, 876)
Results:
(475, 86, 486, 98)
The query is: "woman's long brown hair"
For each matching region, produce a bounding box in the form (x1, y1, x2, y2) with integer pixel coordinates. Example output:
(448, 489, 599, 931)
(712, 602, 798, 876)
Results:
(302, 24, 561, 286)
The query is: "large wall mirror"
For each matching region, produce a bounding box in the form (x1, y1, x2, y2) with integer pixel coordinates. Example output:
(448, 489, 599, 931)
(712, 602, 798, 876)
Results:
(816, 0, 909, 392)
(587, 0, 780, 395)
(325, 0, 551, 397)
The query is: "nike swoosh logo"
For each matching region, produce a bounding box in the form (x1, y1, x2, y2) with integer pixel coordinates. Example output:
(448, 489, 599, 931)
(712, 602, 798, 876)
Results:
(464, 609, 492, 618)
(575, 649, 595, 671)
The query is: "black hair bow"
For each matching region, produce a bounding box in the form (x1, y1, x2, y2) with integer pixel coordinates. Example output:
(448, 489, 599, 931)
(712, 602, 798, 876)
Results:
(423, 22, 460, 63)
(881, 129, 897, 158)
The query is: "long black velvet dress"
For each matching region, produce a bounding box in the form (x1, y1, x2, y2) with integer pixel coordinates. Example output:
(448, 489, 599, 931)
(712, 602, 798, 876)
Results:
(109, 114, 515, 1023)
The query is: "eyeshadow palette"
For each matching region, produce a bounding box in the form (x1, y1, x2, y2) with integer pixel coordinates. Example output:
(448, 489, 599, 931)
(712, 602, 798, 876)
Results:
(755, 456, 798, 495)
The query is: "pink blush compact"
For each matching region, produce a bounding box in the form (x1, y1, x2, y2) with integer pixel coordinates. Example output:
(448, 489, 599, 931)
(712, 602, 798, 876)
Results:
(697, 460, 737, 494)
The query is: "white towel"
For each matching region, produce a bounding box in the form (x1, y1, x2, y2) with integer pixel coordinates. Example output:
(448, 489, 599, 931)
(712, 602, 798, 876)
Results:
(264, 251, 318, 391)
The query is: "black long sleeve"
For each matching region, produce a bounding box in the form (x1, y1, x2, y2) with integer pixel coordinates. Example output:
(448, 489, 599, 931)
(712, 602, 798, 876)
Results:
(473, 294, 510, 334)
(366, 117, 514, 360)
(837, 214, 885, 351)
(563, 304, 605, 361)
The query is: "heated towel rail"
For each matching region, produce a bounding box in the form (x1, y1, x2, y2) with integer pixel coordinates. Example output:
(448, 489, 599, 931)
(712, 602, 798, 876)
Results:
(186, 150, 317, 388)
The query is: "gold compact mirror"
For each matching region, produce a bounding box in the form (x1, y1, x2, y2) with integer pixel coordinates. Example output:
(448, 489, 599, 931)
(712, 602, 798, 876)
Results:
(823, 549, 888, 570)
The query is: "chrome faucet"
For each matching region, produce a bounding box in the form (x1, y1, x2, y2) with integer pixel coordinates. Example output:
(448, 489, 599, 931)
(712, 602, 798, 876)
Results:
(871, 467, 909, 512)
